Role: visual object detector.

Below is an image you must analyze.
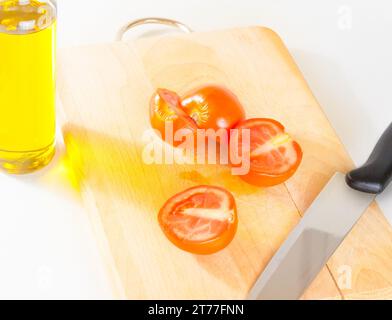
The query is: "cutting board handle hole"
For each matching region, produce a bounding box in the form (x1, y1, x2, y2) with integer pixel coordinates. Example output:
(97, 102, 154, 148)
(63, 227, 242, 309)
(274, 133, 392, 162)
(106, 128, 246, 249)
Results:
(117, 17, 193, 41)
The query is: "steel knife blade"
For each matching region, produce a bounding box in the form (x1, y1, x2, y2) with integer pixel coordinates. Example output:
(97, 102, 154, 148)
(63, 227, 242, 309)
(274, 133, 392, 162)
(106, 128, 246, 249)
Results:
(248, 123, 392, 300)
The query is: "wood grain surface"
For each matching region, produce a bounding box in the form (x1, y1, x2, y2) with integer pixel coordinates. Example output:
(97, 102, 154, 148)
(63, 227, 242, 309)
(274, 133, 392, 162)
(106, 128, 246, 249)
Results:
(57, 27, 392, 299)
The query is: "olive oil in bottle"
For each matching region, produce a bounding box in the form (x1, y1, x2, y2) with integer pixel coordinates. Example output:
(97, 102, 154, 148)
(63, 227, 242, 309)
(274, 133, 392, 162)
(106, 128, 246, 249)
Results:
(0, 0, 56, 173)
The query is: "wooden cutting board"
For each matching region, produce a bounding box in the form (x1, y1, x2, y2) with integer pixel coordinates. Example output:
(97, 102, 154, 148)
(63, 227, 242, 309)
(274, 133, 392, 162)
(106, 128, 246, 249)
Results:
(57, 26, 392, 300)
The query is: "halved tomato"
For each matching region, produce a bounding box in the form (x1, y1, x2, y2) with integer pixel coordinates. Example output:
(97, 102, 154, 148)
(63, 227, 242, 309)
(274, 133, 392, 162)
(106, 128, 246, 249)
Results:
(158, 185, 238, 255)
(150, 88, 198, 147)
(231, 118, 303, 187)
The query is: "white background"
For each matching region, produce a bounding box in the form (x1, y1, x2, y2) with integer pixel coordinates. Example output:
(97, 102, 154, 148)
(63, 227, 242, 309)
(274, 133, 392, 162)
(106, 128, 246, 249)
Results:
(0, 0, 391, 299)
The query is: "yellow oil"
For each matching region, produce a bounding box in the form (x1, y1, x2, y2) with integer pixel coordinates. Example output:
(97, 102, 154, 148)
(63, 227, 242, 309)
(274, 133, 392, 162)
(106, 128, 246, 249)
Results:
(0, 0, 56, 174)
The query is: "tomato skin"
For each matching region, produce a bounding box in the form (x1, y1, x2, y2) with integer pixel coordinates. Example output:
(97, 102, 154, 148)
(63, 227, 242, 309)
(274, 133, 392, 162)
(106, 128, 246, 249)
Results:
(150, 86, 245, 148)
(160, 217, 238, 255)
(181, 85, 246, 135)
(150, 89, 197, 147)
(231, 118, 303, 187)
(158, 186, 238, 255)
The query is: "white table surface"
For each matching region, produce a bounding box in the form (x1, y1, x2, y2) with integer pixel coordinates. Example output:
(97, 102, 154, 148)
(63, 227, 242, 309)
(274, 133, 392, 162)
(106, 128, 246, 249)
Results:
(0, 0, 391, 299)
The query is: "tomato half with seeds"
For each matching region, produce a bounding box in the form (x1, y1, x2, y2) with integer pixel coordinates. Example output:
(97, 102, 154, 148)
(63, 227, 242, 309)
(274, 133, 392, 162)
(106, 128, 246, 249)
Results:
(150, 88, 198, 147)
(231, 118, 303, 187)
(181, 85, 246, 135)
(158, 185, 238, 255)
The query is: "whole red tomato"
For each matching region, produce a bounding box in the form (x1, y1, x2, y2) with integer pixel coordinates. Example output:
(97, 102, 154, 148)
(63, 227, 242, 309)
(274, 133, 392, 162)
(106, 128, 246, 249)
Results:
(150, 85, 246, 147)
(181, 85, 246, 135)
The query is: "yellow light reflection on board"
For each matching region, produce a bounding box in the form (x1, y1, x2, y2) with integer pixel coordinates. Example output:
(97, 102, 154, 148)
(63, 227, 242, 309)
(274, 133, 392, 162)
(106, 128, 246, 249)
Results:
(59, 124, 260, 215)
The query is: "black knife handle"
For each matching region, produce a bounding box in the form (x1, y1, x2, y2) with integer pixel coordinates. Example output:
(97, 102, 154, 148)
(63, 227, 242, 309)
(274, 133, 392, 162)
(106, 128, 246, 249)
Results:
(346, 123, 392, 194)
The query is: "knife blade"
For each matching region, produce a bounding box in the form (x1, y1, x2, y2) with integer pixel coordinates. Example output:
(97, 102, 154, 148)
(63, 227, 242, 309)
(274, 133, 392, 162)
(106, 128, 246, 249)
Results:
(248, 123, 392, 300)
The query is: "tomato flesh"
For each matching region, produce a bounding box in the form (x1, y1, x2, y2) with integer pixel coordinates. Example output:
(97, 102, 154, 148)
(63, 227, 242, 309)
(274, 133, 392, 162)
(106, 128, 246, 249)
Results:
(158, 186, 238, 255)
(232, 118, 303, 187)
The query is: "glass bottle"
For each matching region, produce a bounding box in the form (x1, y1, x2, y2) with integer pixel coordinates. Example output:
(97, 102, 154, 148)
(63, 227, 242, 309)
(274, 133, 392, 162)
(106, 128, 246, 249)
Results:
(0, 0, 56, 174)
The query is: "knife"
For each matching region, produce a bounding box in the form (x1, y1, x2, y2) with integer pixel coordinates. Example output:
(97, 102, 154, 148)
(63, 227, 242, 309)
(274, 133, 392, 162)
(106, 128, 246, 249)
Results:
(248, 123, 392, 300)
